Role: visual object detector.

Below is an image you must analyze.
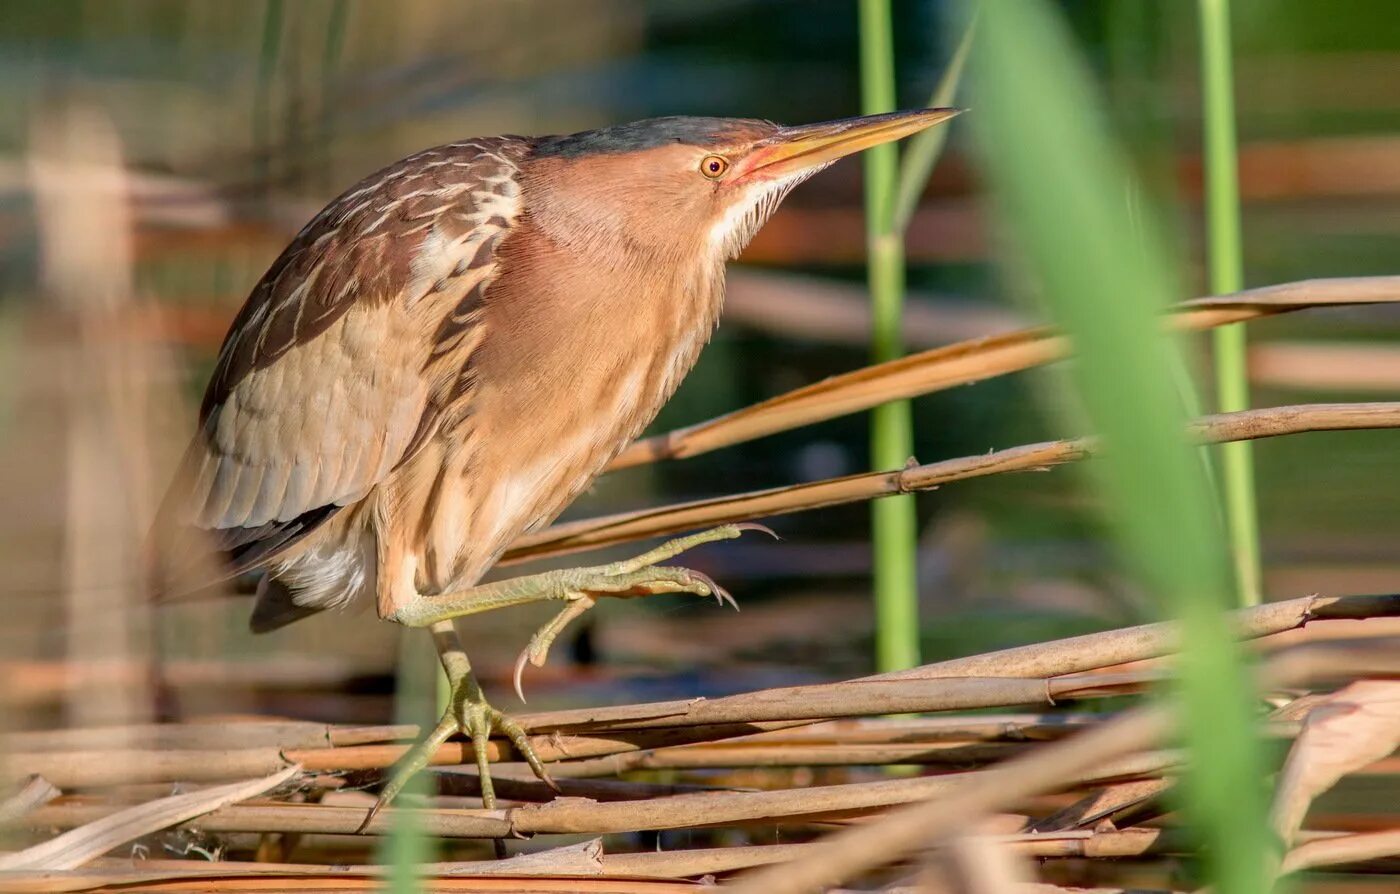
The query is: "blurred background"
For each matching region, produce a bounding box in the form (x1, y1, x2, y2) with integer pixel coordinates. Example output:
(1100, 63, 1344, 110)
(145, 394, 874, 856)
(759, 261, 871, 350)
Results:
(2, 0, 1399, 737)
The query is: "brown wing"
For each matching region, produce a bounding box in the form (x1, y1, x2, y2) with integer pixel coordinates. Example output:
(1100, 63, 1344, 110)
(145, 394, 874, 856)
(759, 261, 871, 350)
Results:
(153, 138, 526, 591)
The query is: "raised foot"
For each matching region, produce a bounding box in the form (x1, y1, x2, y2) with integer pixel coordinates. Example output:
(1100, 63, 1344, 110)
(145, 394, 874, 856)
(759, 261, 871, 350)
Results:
(512, 523, 776, 700)
(357, 664, 555, 834)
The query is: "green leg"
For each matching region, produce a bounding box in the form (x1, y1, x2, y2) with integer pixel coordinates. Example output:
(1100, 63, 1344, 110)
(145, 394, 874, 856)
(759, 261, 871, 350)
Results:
(388, 523, 768, 629)
(362, 524, 770, 832)
(357, 621, 551, 835)
(408, 523, 769, 699)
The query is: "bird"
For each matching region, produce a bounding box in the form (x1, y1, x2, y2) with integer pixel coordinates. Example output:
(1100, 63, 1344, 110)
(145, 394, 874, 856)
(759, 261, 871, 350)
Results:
(152, 107, 960, 824)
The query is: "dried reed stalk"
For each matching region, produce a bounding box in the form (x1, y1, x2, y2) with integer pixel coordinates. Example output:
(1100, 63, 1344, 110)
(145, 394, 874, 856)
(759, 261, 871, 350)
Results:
(874, 593, 1399, 682)
(6, 673, 1147, 788)
(0, 778, 60, 826)
(1027, 779, 1173, 832)
(515, 741, 1034, 776)
(508, 401, 1400, 563)
(24, 751, 1175, 839)
(724, 706, 1174, 894)
(0, 766, 298, 871)
(1282, 829, 1400, 875)
(6, 596, 1392, 790)
(0, 829, 1176, 892)
(725, 640, 1400, 894)
(609, 275, 1400, 470)
(0, 722, 332, 754)
(0, 870, 693, 894)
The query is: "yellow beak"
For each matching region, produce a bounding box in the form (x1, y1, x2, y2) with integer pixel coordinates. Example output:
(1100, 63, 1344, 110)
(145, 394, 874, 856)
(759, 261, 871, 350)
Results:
(737, 107, 962, 180)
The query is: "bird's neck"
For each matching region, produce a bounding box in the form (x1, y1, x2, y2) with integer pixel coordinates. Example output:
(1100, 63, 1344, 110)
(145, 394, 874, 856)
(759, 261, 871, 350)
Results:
(528, 197, 729, 331)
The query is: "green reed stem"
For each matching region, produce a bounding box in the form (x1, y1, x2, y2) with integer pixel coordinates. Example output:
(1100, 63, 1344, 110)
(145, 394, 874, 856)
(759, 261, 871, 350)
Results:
(859, 0, 920, 674)
(892, 14, 976, 235)
(1199, 0, 1261, 606)
(381, 629, 437, 888)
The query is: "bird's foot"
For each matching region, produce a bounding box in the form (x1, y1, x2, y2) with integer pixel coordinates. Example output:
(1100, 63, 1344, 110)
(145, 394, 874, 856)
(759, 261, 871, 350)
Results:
(512, 523, 774, 699)
(357, 665, 554, 834)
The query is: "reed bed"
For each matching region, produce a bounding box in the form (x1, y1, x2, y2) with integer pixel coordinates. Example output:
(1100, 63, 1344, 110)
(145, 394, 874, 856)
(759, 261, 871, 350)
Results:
(2, 589, 1398, 892)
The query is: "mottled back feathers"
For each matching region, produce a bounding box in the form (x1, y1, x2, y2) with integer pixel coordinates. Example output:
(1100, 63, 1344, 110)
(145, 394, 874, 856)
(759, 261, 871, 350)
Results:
(156, 138, 526, 590)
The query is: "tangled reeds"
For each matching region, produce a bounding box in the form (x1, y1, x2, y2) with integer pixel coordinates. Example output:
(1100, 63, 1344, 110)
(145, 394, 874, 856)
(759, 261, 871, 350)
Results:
(3, 591, 1399, 892)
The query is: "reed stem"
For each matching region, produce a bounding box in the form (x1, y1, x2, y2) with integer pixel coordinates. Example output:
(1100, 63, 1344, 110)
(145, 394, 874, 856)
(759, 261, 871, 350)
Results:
(1199, 0, 1261, 606)
(859, 0, 920, 674)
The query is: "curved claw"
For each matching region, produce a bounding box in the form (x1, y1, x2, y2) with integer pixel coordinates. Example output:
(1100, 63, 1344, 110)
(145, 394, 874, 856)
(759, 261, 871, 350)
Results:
(733, 521, 781, 541)
(495, 715, 560, 795)
(356, 799, 384, 834)
(512, 649, 532, 704)
(512, 596, 598, 703)
(356, 714, 457, 833)
(687, 569, 739, 611)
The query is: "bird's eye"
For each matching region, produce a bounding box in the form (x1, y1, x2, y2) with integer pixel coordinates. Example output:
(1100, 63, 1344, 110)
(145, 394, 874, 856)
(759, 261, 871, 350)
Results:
(700, 155, 729, 179)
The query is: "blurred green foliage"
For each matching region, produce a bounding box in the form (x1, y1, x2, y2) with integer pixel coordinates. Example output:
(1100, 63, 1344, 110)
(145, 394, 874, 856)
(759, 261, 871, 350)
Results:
(970, 3, 1269, 892)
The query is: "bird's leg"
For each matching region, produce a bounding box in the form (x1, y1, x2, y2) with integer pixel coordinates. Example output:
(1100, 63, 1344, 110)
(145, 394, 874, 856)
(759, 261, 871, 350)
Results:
(390, 523, 768, 627)
(389, 523, 772, 695)
(361, 524, 768, 832)
(358, 621, 553, 835)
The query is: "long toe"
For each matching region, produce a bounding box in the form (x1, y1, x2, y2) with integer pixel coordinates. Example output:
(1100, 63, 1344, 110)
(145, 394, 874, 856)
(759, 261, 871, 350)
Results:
(358, 712, 458, 833)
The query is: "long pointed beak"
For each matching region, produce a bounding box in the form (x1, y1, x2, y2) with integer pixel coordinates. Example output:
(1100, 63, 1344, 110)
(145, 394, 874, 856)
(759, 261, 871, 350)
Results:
(734, 108, 962, 181)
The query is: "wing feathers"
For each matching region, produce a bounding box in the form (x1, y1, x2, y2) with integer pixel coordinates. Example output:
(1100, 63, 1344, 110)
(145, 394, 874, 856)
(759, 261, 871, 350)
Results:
(156, 137, 526, 596)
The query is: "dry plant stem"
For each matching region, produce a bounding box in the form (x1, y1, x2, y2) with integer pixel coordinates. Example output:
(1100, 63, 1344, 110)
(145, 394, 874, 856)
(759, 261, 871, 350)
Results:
(1262, 679, 1400, 885)
(0, 718, 1098, 791)
(602, 828, 1170, 878)
(0, 876, 700, 894)
(5, 671, 1140, 789)
(0, 829, 1175, 891)
(873, 593, 1399, 683)
(0, 722, 333, 754)
(0, 777, 60, 826)
(724, 642, 1400, 894)
(25, 751, 1176, 838)
(508, 401, 1400, 564)
(0, 713, 1106, 758)
(1027, 778, 1174, 832)
(514, 673, 1147, 733)
(431, 769, 737, 803)
(528, 741, 1035, 776)
(20, 840, 612, 889)
(0, 766, 299, 871)
(936, 828, 1036, 894)
(1282, 829, 1400, 875)
(725, 706, 1173, 894)
(6, 595, 1392, 789)
(608, 275, 1400, 470)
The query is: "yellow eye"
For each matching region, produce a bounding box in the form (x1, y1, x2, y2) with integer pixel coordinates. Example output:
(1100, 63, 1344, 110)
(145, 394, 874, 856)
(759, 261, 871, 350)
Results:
(700, 155, 729, 179)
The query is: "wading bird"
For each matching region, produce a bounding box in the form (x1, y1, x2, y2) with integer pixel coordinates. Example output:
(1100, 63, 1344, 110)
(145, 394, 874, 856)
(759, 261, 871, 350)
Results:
(154, 108, 959, 822)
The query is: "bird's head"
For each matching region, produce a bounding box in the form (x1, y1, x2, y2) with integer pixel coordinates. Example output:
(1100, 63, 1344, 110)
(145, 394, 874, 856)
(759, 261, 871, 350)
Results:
(524, 109, 960, 270)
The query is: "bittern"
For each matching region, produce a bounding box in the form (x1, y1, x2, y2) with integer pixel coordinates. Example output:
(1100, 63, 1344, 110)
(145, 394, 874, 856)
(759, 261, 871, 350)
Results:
(154, 108, 959, 821)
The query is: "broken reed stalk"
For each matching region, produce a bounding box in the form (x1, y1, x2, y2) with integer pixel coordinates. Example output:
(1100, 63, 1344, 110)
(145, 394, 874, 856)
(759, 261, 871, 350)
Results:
(1027, 778, 1174, 833)
(508, 401, 1400, 563)
(608, 275, 1400, 471)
